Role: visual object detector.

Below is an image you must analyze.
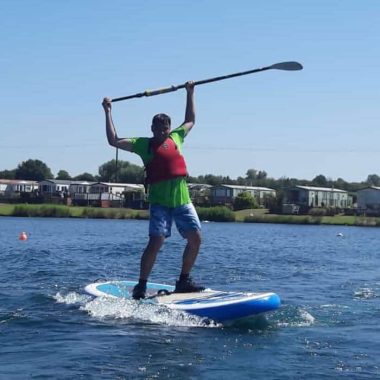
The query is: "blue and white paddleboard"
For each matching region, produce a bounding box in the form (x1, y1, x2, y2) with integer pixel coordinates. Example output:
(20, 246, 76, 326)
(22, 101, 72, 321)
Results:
(85, 280, 281, 323)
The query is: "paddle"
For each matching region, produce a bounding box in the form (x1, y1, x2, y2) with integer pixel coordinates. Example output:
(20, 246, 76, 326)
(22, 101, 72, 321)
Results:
(111, 61, 303, 102)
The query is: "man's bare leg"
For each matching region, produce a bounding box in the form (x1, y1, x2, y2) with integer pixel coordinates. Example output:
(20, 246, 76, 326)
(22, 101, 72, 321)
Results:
(133, 235, 165, 299)
(176, 230, 204, 293)
(139, 235, 165, 280)
(180, 229, 201, 275)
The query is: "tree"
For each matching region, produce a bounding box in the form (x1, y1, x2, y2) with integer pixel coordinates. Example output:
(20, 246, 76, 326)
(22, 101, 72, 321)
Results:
(118, 164, 145, 183)
(236, 176, 246, 185)
(56, 170, 72, 180)
(268, 189, 284, 213)
(98, 160, 118, 181)
(187, 175, 199, 183)
(244, 168, 267, 186)
(366, 174, 380, 187)
(311, 174, 328, 187)
(246, 169, 258, 180)
(333, 177, 348, 191)
(98, 160, 144, 183)
(233, 191, 258, 211)
(15, 159, 53, 181)
(201, 174, 225, 186)
(73, 172, 96, 181)
(0, 169, 16, 179)
(257, 170, 267, 180)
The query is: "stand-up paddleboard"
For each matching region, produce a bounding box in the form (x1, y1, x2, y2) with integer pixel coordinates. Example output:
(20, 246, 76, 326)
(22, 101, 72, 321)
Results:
(85, 280, 280, 323)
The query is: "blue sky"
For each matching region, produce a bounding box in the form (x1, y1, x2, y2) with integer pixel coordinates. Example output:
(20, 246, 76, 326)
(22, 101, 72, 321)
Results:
(1, 0, 379, 182)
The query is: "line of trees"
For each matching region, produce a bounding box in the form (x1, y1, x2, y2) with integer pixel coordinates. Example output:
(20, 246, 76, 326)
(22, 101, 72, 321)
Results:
(1, 158, 380, 193)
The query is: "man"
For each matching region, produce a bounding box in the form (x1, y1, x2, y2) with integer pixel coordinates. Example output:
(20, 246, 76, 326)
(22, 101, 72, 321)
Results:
(102, 81, 204, 300)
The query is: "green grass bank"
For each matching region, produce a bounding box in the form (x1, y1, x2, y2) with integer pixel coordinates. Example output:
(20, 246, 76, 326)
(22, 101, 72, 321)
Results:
(1, 203, 380, 227)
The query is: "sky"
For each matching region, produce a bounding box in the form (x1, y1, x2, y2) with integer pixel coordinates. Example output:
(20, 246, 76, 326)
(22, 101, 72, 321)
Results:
(1, 0, 379, 183)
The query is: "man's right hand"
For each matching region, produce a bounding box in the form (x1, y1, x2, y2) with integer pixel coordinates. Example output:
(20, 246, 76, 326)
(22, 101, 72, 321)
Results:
(102, 97, 112, 112)
(185, 81, 195, 93)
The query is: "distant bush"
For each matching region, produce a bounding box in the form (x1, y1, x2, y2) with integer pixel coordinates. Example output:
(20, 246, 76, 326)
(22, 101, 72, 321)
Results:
(309, 207, 341, 216)
(12, 205, 31, 216)
(354, 217, 378, 227)
(196, 206, 235, 222)
(233, 192, 258, 211)
(81, 207, 117, 219)
(82, 207, 112, 219)
(80, 207, 148, 220)
(308, 208, 327, 216)
(244, 214, 322, 225)
(12, 204, 70, 217)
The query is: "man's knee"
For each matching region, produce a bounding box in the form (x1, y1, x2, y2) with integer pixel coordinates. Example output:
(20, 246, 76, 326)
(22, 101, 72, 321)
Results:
(147, 235, 165, 251)
(185, 230, 202, 247)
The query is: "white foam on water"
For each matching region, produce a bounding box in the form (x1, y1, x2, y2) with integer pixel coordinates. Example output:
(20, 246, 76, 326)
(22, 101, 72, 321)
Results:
(320, 304, 349, 309)
(0, 309, 26, 324)
(298, 309, 316, 326)
(54, 291, 92, 305)
(80, 296, 220, 328)
(277, 307, 315, 328)
(353, 287, 376, 299)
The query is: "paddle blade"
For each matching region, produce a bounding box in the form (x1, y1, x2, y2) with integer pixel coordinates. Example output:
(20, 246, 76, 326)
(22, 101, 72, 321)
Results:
(270, 61, 303, 71)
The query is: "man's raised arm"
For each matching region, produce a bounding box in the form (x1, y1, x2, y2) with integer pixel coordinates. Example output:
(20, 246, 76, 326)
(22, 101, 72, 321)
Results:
(102, 97, 133, 152)
(181, 81, 195, 135)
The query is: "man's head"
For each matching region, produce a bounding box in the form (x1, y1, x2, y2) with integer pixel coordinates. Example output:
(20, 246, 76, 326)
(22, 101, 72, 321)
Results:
(151, 113, 171, 142)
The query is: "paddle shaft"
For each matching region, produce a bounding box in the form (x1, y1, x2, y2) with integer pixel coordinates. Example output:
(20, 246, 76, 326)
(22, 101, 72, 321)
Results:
(111, 61, 302, 102)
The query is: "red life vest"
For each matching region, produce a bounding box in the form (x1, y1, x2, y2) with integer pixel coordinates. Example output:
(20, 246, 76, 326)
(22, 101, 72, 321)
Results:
(145, 137, 188, 184)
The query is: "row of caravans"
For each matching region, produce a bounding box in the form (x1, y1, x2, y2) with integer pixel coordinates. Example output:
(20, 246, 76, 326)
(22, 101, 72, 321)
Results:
(0, 179, 144, 208)
(1, 179, 380, 214)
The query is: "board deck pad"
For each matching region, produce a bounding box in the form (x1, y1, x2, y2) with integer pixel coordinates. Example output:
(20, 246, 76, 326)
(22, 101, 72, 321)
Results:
(85, 280, 281, 323)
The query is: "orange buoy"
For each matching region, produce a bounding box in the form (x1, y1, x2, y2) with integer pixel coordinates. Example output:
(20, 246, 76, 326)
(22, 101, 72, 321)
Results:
(19, 232, 28, 241)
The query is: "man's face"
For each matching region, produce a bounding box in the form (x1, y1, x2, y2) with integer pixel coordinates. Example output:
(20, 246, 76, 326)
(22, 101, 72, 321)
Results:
(152, 123, 170, 142)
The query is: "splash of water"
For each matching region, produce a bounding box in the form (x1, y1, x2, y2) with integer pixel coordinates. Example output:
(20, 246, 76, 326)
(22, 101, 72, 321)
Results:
(55, 292, 220, 328)
(276, 307, 315, 328)
(54, 291, 92, 304)
(353, 288, 376, 300)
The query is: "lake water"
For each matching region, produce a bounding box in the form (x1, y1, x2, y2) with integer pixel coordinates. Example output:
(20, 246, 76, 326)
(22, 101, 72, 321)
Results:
(0, 216, 379, 379)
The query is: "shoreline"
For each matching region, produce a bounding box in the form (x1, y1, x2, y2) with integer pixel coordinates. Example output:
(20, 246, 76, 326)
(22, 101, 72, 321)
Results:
(1, 203, 379, 227)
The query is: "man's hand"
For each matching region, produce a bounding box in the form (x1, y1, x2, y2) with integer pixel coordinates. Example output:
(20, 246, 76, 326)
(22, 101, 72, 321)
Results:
(102, 97, 112, 113)
(185, 81, 195, 93)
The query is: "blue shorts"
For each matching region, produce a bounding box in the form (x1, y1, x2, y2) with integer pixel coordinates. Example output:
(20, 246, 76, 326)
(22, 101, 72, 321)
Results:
(149, 203, 201, 238)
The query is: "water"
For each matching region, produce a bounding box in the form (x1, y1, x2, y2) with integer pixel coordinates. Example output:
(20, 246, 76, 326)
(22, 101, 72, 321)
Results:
(0, 217, 379, 379)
